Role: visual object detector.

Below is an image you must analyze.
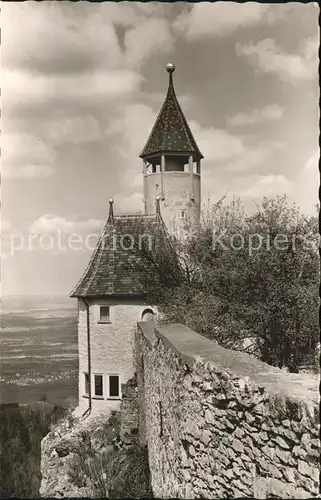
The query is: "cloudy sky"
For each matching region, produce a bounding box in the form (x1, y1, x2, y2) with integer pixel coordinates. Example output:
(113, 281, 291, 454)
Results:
(1, 2, 319, 296)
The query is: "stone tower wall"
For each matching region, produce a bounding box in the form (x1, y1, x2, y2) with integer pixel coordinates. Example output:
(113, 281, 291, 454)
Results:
(144, 171, 201, 236)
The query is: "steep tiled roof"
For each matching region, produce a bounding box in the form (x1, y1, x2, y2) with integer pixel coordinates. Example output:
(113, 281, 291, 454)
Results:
(140, 70, 203, 161)
(70, 213, 171, 298)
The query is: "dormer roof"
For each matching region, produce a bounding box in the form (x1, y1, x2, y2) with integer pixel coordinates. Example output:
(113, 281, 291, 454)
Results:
(140, 64, 203, 161)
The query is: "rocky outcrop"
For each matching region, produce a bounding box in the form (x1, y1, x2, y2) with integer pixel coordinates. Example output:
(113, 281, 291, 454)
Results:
(136, 322, 320, 499)
(40, 414, 100, 497)
(40, 377, 140, 498)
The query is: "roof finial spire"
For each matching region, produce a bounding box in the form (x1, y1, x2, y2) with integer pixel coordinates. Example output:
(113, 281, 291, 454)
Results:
(108, 198, 114, 223)
(140, 63, 203, 161)
(166, 63, 176, 88)
(166, 63, 175, 73)
(156, 195, 161, 217)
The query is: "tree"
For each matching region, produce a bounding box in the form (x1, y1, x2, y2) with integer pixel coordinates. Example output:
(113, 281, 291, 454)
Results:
(135, 195, 319, 373)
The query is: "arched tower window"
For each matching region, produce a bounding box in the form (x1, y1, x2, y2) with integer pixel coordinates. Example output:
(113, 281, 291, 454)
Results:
(141, 308, 155, 322)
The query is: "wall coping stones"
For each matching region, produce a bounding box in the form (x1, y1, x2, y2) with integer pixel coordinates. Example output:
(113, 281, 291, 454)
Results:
(137, 321, 157, 346)
(145, 323, 319, 404)
(135, 322, 320, 499)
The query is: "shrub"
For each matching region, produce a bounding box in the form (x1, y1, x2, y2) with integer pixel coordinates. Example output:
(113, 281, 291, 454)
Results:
(136, 195, 319, 373)
(0, 401, 68, 498)
(67, 411, 152, 498)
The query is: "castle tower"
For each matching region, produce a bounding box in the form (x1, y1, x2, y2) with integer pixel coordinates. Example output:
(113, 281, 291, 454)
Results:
(140, 63, 203, 238)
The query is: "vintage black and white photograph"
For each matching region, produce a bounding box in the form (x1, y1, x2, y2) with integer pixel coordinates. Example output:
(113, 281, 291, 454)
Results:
(1, 1, 320, 498)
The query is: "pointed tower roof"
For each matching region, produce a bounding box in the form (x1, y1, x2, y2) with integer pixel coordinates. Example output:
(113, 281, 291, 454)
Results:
(140, 63, 203, 161)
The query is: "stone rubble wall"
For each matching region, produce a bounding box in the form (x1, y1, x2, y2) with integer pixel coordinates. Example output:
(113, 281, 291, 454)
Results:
(135, 322, 320, 499)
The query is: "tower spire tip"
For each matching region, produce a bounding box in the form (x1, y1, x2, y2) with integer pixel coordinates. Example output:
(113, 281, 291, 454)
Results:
(108, 198, 114, 223)
(166, 63, 175, 73)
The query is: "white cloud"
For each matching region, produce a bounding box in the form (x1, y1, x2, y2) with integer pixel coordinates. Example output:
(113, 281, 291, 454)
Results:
(306, 151, 319, 172)
(301, 37, 319, 62)
(108, 102, 266, 188)
(189, 121, 246, 161)
(1, 220, 11, 233)
(2, 165, 54, 180)
(1, 2, 174, 95)
(29, 215, 104, 234)
(135, 3, 172, 18)
(239, 152, 319, 215)
(2, 133, 56, 179)
(108, 101, 282, 199)
(45, 115, 103, 144)
(89, 2, 142, 27)
(2, 133, 53, 164)
(104, 102, 156, 206)
(223, 149, 271, 173)
(113, 192, 144, 214)
(124, 17, 174, 68)
(228, 104, 284, 127)
(2, 68, 143, 113)
(173, 3, 268, 39)
(107, 102, 157, 158)
(294, 151, 319, 215)
(1, 1, 176, 167)
(142, 91, 191, 111)
(236, 38, 318, 83)
(106, 101, 263, 212)
(241, 174, 293, 198)
(263, 4, 316, 24)
(1, 3, 135, 73)
(1, 1, 179, 141)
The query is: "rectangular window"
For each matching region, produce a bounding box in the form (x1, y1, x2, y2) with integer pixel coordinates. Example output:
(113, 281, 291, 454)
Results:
(108, 375, 120, 398)
(180, 209, 186, 220)
(84, 373, 89, 395)
(99, 306, 111, 323)
(94, 375, 103, 397)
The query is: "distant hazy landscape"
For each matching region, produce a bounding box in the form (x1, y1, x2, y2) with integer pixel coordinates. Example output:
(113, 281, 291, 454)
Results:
(1, 295, 78, 406)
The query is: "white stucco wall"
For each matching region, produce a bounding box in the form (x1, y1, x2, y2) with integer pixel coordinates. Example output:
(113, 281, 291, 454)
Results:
(76, 297, 154, 416)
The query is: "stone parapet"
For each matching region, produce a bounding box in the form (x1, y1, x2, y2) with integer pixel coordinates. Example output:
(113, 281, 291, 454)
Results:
(135, 322, 320, 499)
